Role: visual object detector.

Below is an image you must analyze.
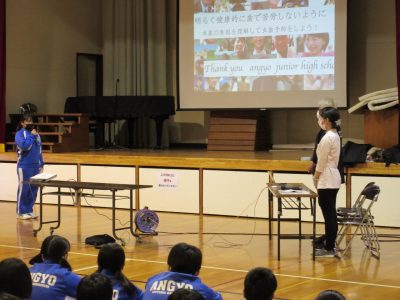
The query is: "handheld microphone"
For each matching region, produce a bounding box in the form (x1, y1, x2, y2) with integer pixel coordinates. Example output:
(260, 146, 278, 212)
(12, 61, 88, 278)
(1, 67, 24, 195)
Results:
(26, 124, 35, 131)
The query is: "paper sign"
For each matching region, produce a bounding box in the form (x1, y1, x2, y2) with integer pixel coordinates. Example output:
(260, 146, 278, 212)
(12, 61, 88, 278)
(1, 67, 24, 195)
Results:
(157, 171, 179, 189)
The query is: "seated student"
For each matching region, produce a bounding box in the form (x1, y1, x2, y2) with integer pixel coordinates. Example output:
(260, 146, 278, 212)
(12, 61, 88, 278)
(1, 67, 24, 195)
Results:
(244, 267, 277, 300)
(315, 290, 346, 300)
(0, 292, 23, 300)
(0, 258, 32, 299)
(30, 235, 81, 300)
(97, 243, 143, 300)
(77, 273, 113, 300)
(168, 289, 205, 300)
(144, 243, 222, 300)
(30, 235, 73, 270)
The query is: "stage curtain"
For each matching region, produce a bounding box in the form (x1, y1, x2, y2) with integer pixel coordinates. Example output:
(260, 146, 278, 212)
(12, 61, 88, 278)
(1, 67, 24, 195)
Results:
(397, 0, 400, 143)
(0, 0, 5, 152)
(102, 0, 173, 148)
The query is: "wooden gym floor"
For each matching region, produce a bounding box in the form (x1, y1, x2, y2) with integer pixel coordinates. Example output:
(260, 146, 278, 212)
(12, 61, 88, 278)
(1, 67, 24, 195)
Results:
(0, 202, 399, 299)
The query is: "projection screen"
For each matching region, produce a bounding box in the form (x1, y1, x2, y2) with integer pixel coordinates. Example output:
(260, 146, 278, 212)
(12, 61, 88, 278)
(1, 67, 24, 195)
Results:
(178, 0, 347, 109)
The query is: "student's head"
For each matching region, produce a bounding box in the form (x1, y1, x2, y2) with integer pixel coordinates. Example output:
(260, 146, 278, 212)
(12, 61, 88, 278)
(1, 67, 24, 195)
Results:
(219, 77, 231, 91)
(252, 36, 266, 52)
(201, 0, 214, 6)
(207, 77, 219, 90)
(98, 243, 125, 273)
(315, 290, 346, 300)
(234, 37, 246, 54)
(273, 35, 291, 56)
(30, 235, 72, 270)
(195, 57, 204, 76)
(283, 0, 305, 7)
(251, 1, 270, 10)
(168, 288, 205, 300)
(77, 273, 113, 300)
(244, 267, 277, 300)
(318, 107, 340, 131)
(269, 0, 280, 8)
(305, 33, 329, 56)
(30, 235, 56, 264)
(17, 114, 33, 130)
(45, 235, 71, 263)
(0, 258, 32, 299)
(19, 114, 32, 125)
(167, 243, 202, 275)
(98, 243, 139, 297)
(231, 3, 245, 11)
(0, 293, 23, 300)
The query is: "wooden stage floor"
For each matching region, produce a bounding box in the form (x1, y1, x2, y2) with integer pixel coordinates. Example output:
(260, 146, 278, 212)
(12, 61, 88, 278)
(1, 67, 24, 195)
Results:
(1, 148, 398, 176)
(0, 148, 314, 171)
(0, 202, 399, 300)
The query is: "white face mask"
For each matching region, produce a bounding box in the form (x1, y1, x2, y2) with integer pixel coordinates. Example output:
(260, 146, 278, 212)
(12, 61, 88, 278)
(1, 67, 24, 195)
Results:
(318, 117, 326, 130)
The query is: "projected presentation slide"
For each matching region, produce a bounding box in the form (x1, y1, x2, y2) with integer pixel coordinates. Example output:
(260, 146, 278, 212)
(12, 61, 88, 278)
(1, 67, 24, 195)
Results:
(193, 0, 335, 93)
(179, 0, 346, 109)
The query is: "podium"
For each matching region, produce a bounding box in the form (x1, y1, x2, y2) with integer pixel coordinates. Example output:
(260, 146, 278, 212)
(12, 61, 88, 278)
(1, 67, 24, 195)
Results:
(207, 110, 270, 151)
(364, 109, 399, 148)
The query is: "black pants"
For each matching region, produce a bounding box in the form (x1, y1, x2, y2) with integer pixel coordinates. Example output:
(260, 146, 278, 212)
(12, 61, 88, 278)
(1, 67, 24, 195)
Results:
(317, 188, 339, 251)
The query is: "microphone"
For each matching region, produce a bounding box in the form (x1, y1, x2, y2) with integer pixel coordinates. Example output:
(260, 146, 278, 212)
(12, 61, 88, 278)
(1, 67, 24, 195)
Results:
(26, 124, 35, 131)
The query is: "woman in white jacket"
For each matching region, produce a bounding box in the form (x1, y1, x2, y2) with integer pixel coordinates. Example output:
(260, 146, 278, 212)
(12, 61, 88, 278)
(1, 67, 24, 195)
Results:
(313, 107, 342, 257)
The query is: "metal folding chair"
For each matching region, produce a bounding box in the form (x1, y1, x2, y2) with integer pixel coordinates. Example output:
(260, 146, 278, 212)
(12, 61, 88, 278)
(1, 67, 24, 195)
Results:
(336, 182, 381, 258)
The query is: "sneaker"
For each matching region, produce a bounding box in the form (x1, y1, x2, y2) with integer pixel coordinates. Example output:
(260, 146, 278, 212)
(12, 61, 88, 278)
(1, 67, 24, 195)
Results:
(27, 212, 39, 219)
(312, 236, 326, 249)
(312, 240, 325, 249)
(17, 214, 32, 220)
(314, 248, 336, 258)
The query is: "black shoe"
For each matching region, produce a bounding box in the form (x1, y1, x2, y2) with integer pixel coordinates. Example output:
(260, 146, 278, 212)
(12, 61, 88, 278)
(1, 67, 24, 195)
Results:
(312, 240, 325, 249)
(314, 235, 326, 243)
(312, 236, 326, 249)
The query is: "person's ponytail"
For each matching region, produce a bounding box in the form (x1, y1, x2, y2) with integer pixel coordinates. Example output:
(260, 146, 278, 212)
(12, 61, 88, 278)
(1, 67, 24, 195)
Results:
(46, 236, 70, 265)
(115, 271, 139, 297)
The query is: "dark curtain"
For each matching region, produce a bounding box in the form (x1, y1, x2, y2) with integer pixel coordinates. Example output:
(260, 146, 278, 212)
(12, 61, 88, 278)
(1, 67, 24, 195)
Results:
(0, 0, 5, 149)
(397, 0, 400, 143)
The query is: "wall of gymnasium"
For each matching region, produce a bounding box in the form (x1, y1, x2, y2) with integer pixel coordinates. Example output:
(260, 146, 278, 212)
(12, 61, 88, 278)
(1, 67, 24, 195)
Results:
(168, 0, 397, 146)
(5, 0, 397, 146)
(5, 0, 102, 117)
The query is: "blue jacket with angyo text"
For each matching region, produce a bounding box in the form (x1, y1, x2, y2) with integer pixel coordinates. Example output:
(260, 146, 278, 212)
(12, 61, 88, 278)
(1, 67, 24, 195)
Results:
(29, 260, 81, 300)
(15, 128, 44, 167)
(100, 269, 144, 300)
(143, 271, 222, 300)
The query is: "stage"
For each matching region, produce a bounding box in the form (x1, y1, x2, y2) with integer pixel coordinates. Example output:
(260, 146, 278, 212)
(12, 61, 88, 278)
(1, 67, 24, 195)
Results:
(1, 148, 398, 174)
(0, 148, 313, 171)
(1, 148, 400, 227)
(1, 149, 400, 299)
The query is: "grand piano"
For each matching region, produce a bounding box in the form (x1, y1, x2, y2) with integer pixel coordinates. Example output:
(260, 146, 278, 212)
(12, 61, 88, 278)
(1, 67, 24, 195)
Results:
(64, 96, 175, 148)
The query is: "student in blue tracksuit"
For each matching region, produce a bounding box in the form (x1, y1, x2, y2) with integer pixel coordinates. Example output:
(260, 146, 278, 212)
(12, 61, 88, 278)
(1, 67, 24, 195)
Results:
(77, 273, 113, 300)
(97, 243, 143, 300)
(15, 114, 44, 219)
(0, 257, 32, 299)
(168, 289, 205, 300)
(143, 243, 222, 300)
(29, 235, 81, 300)
(244, 267, 277, 300)
(29, 235, 73, 270)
